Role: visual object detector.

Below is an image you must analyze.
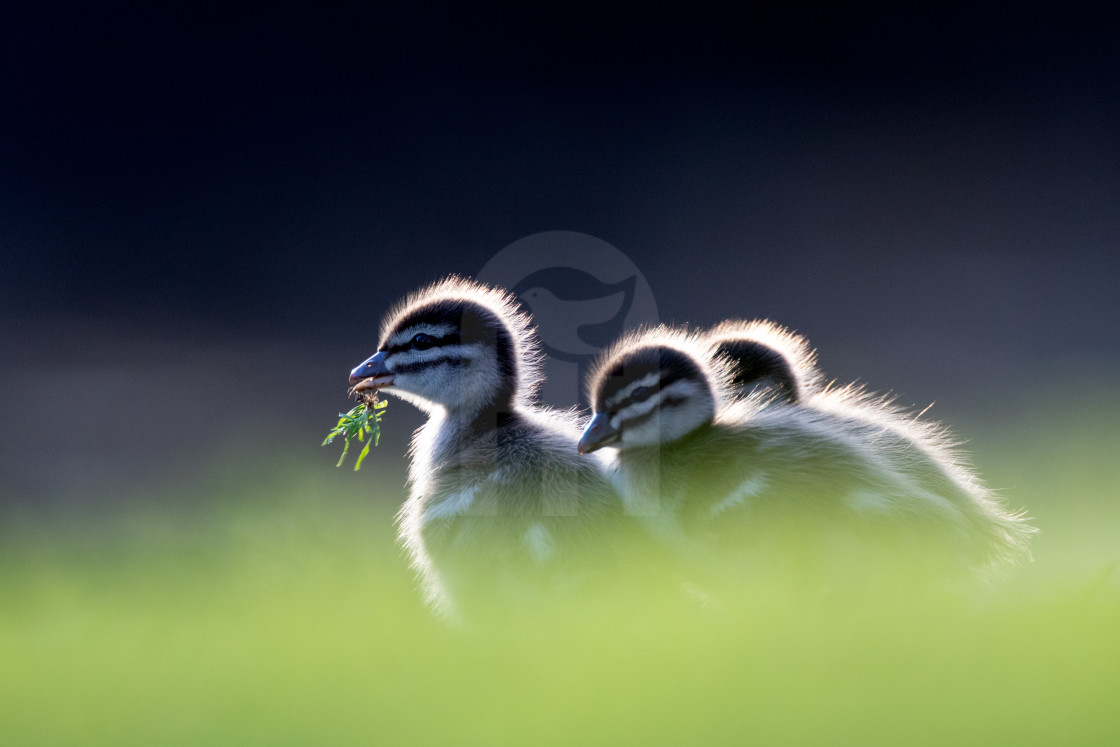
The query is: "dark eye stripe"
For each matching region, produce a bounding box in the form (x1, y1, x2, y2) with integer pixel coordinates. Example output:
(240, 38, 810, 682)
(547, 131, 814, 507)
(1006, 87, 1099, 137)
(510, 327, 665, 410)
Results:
(385, 332, 461, 355)
(611, 374, 676, 412)
(608, 380, 656, 411)
(617, 392, 687, 429)
(392, 357, 467, 375)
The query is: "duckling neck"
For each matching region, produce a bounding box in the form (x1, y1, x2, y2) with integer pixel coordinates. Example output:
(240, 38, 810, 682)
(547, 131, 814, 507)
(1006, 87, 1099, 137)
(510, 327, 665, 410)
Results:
(667, 420, 716, 451)
(444, 374, 517, 425)
(468, 397, 518, 432)
(433, 389, 518, 459)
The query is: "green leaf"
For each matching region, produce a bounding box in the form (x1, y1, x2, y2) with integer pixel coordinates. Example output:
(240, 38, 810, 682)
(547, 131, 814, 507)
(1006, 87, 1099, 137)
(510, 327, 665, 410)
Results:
(324, 396, 387, 469)
(355, 439, 372, 471)
(335, 436, 350, 468)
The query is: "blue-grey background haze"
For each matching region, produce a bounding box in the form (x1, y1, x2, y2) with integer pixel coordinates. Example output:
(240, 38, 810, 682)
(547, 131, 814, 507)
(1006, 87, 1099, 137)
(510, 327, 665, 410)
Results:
(1, 4, 1117, 513)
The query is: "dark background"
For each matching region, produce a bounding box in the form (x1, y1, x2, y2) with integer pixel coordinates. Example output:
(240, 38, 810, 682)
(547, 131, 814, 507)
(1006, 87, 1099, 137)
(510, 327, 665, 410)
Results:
(2, 3, 1117, 516)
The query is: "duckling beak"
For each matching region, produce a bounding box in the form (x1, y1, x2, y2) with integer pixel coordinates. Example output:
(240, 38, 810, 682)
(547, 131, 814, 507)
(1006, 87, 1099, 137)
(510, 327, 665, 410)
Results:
(578, 412, 620, 454)
(349, 351, 395, 391)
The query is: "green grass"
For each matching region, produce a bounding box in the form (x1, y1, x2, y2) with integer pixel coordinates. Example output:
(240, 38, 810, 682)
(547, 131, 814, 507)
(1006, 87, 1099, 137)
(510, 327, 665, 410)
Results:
(2, 407, 1119, 746)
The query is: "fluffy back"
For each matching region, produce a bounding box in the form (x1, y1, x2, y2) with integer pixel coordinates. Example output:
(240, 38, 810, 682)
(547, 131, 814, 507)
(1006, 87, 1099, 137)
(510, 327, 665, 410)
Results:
(718, 379, 1037, 574)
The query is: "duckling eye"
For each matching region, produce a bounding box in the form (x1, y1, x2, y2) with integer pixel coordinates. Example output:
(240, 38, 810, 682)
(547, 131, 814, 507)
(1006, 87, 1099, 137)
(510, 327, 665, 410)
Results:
(631, 386, 653, 403)
(411, 333, 435, 351)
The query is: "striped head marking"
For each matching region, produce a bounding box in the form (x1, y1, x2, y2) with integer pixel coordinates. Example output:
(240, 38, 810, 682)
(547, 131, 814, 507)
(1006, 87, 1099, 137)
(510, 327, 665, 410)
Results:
(349, 277, 537, 414)
(579, 343, 716, 453)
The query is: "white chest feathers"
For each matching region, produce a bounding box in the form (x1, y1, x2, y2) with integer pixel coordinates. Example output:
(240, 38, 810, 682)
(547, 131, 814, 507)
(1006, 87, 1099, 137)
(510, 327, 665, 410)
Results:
(421, 486, 479, 526)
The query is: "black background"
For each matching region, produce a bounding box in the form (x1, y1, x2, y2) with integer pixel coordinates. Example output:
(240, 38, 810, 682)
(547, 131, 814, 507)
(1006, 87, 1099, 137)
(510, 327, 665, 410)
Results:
(2, 3, 1118, 512)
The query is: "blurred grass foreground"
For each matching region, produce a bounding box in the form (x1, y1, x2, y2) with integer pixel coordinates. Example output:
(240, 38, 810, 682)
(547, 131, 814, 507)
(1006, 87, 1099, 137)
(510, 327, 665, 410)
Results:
(3, 400, 1120, 746)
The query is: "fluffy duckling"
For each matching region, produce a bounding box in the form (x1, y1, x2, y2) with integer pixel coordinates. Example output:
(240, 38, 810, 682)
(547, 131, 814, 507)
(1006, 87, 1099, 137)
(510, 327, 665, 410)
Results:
(579, 326, 1034, 582)
(349, 276, 623, 619)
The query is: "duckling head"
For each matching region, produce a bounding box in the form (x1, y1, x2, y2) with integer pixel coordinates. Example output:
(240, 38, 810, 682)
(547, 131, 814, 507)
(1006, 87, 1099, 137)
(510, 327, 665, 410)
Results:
(579, 327, 725, 454)
(707, 319, 821, 403)
(349, 276, 542, 415)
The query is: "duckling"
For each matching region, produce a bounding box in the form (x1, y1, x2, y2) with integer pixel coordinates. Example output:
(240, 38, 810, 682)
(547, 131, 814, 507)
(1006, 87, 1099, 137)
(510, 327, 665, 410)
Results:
(706, 319, 822, 403)
(579, 326, 1034, 583)
(348, 276, 622, 619)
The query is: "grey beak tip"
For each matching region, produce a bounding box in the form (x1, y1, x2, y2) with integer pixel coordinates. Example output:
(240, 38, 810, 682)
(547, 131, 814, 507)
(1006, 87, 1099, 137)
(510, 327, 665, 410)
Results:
(350, 351, 389, 384)
(578, 412, 618, 455)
